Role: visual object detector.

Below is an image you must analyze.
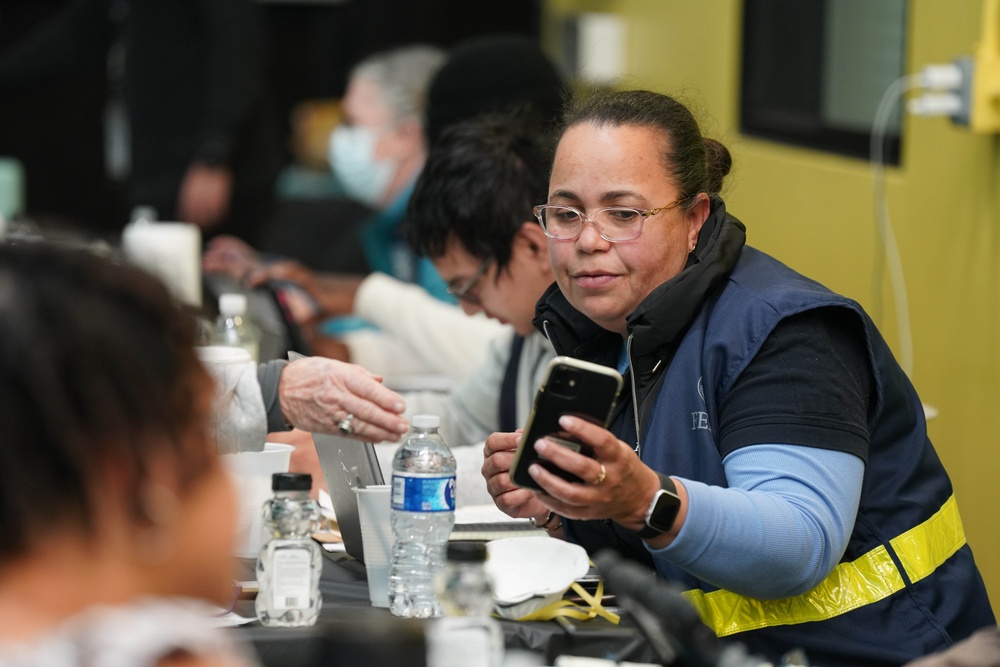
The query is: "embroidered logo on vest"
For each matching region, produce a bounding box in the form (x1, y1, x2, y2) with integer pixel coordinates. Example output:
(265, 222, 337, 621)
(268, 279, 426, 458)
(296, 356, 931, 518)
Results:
(692, 376, 711, 431)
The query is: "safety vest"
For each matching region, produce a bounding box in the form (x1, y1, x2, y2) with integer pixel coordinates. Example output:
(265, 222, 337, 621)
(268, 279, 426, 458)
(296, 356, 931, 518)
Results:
(635, 247, 994, 666)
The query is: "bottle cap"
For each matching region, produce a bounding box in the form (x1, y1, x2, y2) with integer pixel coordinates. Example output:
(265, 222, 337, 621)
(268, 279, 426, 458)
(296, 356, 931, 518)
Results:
(446, 541, 488, 563)
(411, 414, 440, 429)
(271, 472, 312, 491)
(219, 293, 248, 316)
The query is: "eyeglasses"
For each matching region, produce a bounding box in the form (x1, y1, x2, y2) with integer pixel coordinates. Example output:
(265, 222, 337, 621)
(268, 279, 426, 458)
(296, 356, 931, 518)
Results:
(446, 257, 493, 305)
(532, 198, 690, 243)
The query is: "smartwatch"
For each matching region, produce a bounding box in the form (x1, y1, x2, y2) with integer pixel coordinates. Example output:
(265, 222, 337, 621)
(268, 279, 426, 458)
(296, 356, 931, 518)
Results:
(636, 473, 681, 539)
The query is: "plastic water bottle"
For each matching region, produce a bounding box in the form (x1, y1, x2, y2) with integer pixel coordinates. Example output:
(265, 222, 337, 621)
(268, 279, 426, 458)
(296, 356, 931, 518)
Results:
(214, 293, 260, 362)
(427, 542, 504, 667)
(255, 472, 323, 627)
(389, 414, 456, 618)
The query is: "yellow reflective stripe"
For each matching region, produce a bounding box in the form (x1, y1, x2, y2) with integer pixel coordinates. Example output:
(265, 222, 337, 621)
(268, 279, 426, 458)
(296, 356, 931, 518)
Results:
(681, 495, 966, 637)
(891, 494, 964, 584)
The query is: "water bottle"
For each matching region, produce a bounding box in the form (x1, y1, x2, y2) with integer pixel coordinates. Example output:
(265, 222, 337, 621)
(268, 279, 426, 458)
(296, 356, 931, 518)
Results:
(427, 542, 504, 667)
(389, 414, 456, 618)
(255, 472, 323, 627)
(214, 292, 260, 362)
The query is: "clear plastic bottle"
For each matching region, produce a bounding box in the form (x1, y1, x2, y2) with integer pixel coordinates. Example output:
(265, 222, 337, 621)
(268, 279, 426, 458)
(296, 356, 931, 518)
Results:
(214, 293, 260, 362)
(427, 542, 504, 667)
(255, 472, 323, 627)
(388, 414, 456, 618)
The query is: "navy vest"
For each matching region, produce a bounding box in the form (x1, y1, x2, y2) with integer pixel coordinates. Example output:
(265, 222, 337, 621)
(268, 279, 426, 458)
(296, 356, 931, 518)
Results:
(576, 248, 994, 666)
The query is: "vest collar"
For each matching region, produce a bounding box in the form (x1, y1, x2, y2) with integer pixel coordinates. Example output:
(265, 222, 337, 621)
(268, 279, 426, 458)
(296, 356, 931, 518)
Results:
(626, 199, 746, 379)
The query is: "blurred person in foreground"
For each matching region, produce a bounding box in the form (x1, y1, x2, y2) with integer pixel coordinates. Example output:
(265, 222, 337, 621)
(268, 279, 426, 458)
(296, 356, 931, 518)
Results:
(481, 90, 994, 666)
(209, 35, 567, 383)
(0, 241, 258, 666)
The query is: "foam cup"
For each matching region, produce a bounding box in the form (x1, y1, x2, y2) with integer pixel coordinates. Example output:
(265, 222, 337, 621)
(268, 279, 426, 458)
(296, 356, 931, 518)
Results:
(222, 442, 294, 558)
(354, 485, 393, 607)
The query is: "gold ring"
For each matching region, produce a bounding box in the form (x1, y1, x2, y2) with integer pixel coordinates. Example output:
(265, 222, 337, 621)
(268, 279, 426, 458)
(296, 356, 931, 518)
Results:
(593, 463, 606, 486)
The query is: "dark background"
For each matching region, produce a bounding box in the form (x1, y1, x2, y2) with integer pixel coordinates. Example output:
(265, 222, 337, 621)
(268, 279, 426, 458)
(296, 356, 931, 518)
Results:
(0, 0, 542, 236)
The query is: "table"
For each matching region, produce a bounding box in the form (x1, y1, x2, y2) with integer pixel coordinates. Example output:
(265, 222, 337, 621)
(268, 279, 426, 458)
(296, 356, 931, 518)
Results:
(235, 551, 655, 667)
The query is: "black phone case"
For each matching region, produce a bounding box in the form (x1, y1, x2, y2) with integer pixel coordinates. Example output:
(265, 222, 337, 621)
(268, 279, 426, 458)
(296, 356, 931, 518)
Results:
(510, 357, 623, 490)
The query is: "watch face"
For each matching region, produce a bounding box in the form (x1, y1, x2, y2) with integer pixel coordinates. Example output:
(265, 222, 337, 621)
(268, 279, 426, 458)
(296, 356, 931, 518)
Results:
(648, 489, 681, 532)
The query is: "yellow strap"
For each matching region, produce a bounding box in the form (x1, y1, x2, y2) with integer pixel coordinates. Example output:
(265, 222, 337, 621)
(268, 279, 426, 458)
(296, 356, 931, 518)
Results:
(682, 494, 966, 637)
(515, 574, 621, 624)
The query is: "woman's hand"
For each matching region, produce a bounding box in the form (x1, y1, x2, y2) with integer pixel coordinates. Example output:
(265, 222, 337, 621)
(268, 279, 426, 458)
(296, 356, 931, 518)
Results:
(482, 430, 549, 520)
(525, 415, 666, 533)
(278, 356, 409, 441)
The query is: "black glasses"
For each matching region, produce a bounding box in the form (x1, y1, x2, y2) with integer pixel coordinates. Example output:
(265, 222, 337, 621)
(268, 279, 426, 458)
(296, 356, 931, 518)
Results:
(446, 257, 492, 305)
(533, 198, 689, 243)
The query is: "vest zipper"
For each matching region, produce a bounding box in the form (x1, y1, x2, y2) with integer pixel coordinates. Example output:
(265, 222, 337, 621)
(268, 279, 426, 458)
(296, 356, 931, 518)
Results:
(626, 334, 642, 455)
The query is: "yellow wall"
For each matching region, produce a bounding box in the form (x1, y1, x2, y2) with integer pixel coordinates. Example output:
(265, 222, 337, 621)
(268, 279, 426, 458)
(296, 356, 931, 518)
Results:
(545, 0, 1000, 607)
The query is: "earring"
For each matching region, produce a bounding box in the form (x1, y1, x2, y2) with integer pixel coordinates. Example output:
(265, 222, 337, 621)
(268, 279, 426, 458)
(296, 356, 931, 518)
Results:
(133, 483, 180, 566)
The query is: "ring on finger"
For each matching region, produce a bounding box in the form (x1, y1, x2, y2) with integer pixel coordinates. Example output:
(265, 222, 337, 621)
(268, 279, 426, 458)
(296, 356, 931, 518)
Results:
(593, 463, 606, 486)
(337, 413, 356, 435)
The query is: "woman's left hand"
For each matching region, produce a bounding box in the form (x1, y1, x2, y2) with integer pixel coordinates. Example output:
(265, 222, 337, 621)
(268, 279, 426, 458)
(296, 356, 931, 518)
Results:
(526, 415, 662, 532)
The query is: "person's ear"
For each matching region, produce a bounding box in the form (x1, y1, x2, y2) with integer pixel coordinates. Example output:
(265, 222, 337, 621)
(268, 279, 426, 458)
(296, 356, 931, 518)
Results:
(515, 222, 553, 276)
(684, 194, 711, 252)
(517, 221, 549, 256)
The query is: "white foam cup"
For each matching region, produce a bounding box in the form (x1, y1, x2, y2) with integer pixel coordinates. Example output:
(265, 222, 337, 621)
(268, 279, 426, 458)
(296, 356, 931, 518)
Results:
(354, 485, 393, 607)
(222, 442, 295, 558)
(121, 220, 202, 307)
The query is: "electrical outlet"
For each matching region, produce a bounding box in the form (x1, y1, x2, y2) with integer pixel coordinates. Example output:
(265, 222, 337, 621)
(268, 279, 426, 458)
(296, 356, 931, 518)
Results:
(951, 0, 1000, 132)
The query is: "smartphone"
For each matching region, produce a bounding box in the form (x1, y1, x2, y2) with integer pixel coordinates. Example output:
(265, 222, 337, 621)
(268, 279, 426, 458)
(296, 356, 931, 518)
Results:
(510, 356, 624, 490)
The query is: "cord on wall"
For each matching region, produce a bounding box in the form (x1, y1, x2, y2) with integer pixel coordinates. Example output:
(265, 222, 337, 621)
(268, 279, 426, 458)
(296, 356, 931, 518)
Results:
(871, 74, 920, 380)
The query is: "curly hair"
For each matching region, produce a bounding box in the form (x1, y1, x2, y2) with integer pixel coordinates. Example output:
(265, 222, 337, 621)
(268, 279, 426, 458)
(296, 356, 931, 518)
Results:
(0, 241, 215, 563)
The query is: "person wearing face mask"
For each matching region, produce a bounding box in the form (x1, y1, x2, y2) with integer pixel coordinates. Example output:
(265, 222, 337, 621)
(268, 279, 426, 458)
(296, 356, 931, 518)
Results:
(204, 44, 500, 378)
(326, 45, 450, 300)
(204, 37, 566, 382)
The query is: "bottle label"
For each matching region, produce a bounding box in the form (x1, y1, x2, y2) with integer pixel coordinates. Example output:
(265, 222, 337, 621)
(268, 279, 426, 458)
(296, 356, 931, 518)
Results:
(391, 473, 456, 512)
(271, 547, 313, 610)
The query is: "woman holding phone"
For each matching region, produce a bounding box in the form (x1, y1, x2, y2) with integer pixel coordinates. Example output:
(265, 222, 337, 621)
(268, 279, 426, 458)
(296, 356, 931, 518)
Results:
(482, 90, 993, 666)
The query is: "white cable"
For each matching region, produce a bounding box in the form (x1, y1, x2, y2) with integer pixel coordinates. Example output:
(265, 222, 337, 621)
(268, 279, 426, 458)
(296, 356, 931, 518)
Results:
(870, 74, 921, 379)
(916, 63, 964, 91)
(907, 92, 964, 117)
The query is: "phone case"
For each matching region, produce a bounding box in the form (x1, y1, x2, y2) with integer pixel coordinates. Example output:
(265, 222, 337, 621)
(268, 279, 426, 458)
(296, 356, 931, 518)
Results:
(510, 356, 624, 490)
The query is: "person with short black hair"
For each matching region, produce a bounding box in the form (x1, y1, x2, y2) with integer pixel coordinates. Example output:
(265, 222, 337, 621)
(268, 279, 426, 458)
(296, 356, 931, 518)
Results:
(394, 110, 558, 446)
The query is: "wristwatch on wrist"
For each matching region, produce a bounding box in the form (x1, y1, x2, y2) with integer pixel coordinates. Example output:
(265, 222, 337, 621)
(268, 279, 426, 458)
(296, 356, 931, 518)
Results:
(636, 473, 681, 539)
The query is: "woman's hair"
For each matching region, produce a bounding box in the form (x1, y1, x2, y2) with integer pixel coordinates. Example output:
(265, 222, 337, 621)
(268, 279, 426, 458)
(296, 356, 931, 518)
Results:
(405, 109, 555, 272)
(0, 242, 214, 563)
(560, 90, 732, 202)
(351, 45, 447, 126)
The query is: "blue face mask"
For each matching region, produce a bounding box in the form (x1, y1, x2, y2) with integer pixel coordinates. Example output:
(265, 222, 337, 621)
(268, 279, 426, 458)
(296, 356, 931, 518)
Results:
(329, 125, 396, 208)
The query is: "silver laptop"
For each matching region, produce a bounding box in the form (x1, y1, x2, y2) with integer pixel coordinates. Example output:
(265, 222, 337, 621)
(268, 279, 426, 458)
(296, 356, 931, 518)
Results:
(313, 433, 384, 564)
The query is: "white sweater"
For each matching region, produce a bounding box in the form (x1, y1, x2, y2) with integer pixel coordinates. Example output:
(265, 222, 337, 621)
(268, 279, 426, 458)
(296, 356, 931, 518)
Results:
(341, 272, 510, 383)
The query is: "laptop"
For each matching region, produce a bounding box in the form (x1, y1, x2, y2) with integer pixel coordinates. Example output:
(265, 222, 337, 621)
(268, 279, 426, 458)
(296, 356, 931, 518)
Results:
(313, 432, 384, 564)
